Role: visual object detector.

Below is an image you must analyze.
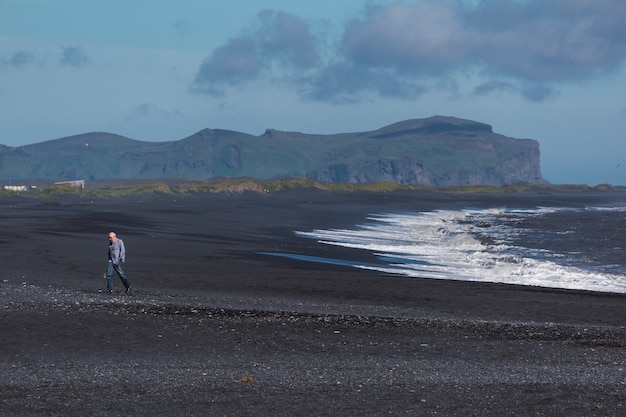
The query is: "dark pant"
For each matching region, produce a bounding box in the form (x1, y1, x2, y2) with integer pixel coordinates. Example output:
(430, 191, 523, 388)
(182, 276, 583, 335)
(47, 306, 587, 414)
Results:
(107, 261, 131, 291)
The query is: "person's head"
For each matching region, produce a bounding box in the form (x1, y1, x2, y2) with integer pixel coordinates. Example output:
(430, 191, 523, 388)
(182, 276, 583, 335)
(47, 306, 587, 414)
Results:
(108, 231, 117, 242)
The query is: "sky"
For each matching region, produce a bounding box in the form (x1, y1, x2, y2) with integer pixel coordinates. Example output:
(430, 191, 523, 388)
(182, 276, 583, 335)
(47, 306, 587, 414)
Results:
(1, 0, 625, 185)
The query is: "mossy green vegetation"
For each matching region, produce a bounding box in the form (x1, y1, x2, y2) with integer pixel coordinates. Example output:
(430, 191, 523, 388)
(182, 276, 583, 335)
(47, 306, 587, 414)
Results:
(3, 178, 623, 200)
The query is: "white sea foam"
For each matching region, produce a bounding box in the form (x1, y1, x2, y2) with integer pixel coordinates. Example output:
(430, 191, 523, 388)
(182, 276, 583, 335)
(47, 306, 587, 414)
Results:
(296, 207, 626, 294)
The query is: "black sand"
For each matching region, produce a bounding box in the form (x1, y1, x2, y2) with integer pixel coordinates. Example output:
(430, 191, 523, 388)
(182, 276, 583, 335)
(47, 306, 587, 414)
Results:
(1, 188, 625, 416)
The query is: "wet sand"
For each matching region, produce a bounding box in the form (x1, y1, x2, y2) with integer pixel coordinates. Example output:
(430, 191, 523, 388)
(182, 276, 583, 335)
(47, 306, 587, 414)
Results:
(1, 188, 625, 416)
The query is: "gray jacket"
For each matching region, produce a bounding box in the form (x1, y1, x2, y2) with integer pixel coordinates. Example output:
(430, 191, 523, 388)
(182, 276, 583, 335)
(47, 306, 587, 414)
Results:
(108, 239, 126, 265)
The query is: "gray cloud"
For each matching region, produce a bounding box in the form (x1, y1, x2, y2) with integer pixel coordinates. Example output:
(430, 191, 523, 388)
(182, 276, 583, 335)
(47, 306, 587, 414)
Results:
(474, 79, 556, 102)
(302, 62, 425, 103)
(342, 0, 626, 82)
(60, 46, 90, 67)
(342, 2, 471, 75)
(193, 38, 262, 96)
(473, 80, 516, 96)
(193, 1, 626, 103)
(255, 10, 319, 68)
(521, 85, 556, 102)
(192, 10, 318, 96)
(468, 0, 626, 81)
(1, 50, 36, 68)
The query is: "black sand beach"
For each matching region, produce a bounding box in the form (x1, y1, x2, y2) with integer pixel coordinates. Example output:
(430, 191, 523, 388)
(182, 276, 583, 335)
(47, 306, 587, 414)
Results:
(1, 188, 625, 416)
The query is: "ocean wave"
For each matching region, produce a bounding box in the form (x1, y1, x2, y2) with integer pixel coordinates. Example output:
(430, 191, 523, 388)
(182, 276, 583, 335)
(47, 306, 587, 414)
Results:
(295, 206, 626, 294)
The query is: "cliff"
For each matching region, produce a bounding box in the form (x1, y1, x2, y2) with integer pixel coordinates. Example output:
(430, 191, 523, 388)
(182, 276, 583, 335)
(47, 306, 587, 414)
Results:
(0, 116, 545, 186)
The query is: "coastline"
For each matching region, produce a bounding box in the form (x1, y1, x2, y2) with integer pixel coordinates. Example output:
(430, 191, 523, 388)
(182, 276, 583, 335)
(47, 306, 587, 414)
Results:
(1, 188, 625, 416)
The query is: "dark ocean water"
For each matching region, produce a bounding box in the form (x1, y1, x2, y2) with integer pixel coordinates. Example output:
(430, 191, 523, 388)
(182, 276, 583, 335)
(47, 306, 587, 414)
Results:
(287, 202, 626, 293)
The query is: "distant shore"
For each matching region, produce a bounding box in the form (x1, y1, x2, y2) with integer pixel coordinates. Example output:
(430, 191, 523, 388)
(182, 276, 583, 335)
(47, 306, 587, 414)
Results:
(1, 187, 625, 416)
(1, 176, 625, 195)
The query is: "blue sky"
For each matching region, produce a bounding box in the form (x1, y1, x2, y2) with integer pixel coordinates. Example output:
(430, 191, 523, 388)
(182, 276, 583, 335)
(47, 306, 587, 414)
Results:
(1, 0, 625, 185)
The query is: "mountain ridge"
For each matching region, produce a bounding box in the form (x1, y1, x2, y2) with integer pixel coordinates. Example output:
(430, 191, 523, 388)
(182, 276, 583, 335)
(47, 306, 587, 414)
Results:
(0, 116, 545, 186)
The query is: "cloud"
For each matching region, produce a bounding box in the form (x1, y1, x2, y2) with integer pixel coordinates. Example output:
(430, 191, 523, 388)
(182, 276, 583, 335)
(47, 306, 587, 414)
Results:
(192, 38, 262, 96)
(192, 10, 318, 96)
(473, 80, 516, 96)
(342, 2, 470, 75)
(302, 62, 425, 103)
(1, 50, 36, 68)
(342, 0, 626, 82)
(521, 84, 556, 102)
(473, 79, 556, 101)
(193, 1, 626, 103)
(60, 46, 90, 67)
(255, 10, 319, 68)
(470, 0, 626, 81)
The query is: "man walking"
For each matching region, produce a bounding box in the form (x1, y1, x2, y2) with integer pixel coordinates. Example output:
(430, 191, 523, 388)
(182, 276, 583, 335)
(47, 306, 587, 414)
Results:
(106, 231, 132, 295)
